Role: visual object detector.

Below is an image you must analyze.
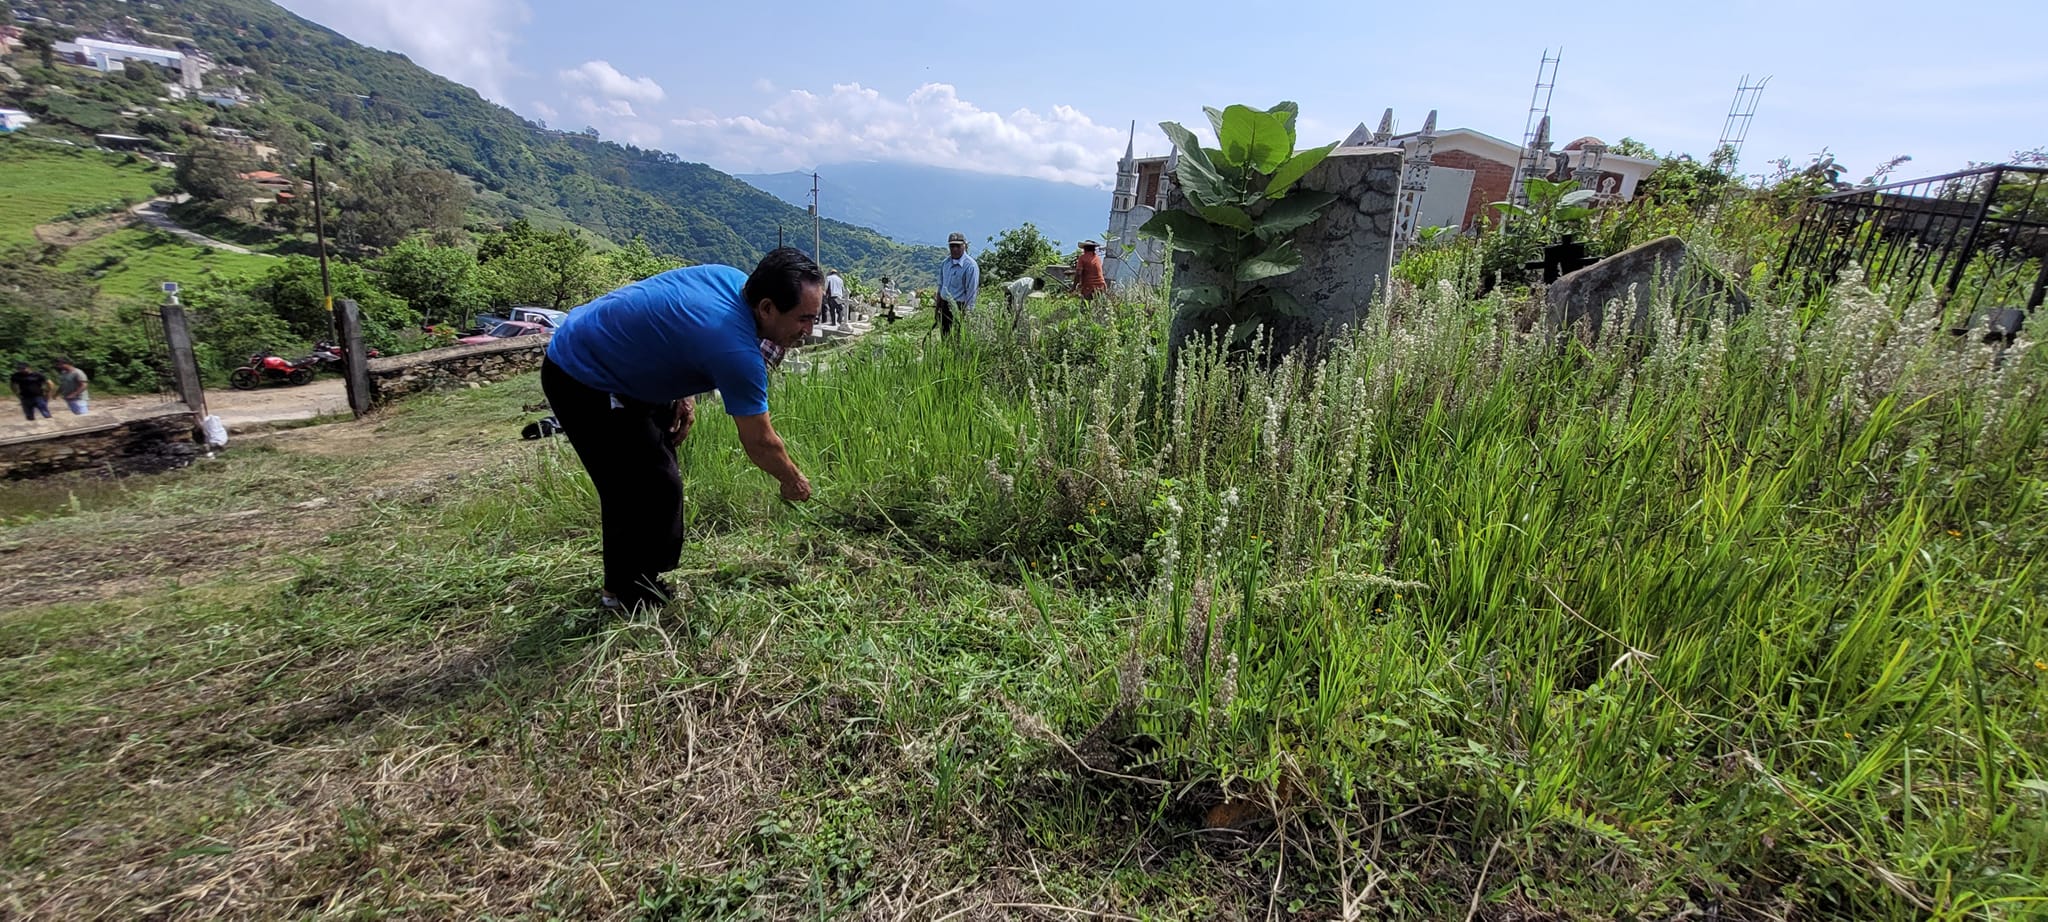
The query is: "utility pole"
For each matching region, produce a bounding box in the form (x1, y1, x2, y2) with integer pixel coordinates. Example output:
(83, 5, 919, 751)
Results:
(810, 171, 821, 262)
(309, 151, 335, 340)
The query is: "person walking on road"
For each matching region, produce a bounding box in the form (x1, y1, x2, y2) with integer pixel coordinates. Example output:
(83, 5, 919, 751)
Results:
(934, 232, 979, 339)
(11, 363, 52, 421)
(542, 247, 821, 611)
(55, 359, 89, 415)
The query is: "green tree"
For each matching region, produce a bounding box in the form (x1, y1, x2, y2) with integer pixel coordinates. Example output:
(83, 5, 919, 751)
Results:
(374, 237, 488, 327)
(182, 281, 299, 375)
(598, 238, 684, 287)
(977, 222, 1061, 286)
(479, 225, 605, 309)
(247, 256, 419, 348)
(1610, 137, 1658, 159)
(333, 160, 472, 252)
(174, 142, 257, 220)
(20, 30, 54, 70)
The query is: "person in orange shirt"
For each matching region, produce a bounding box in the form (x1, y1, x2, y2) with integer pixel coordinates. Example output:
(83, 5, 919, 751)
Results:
(1074, 240, 1108, 301)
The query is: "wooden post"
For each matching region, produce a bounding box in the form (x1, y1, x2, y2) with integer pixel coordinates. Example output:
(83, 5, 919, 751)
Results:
(338, 299, 372, 417)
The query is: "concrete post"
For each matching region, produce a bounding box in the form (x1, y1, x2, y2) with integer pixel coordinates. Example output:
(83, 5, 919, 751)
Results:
(159, 294, 206, 426)
(338, 299, 372, 418)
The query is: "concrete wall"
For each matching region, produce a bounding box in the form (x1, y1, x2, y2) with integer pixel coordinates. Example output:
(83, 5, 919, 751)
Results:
(366, 335, 550, 406)
(0, 407, 200, 480)
(1417, 165, 1475, 230)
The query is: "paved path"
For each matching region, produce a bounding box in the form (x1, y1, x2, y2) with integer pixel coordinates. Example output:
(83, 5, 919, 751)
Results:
(1, 378, 347, 439)
(127, 196, 268, 256)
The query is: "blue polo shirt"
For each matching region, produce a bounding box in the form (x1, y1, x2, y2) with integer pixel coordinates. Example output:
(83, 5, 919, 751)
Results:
(545, 265, 770, 416)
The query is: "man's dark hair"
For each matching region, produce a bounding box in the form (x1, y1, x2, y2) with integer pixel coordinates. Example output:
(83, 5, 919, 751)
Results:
(1032, 277, 1047, 291)
(744, 247, 826, 313)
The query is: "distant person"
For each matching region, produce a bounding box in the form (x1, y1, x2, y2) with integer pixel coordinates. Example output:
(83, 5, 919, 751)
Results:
(823, 268, 847, 326)
(11, 363, 51, 421)
(1075, 240, 1108, 301)
(542, 247, 820, 611)
(935, 231, 979, 338)
(1004, 275, 1044, 325)
(878, 276, 900, 324)
(55, 359, 89, 415)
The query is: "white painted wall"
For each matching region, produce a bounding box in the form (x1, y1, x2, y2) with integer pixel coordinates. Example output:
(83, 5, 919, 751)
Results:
(1416, 166, 1473, 230)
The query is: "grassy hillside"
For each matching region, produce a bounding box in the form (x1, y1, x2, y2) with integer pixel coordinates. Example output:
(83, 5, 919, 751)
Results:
(0, 139, 162, 246)
(0, 139, 271, 302)
(55, 226, 273, 298)
(8, 0, 946, 282)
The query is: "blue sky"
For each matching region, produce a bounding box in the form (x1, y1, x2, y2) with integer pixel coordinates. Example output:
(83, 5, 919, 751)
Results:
(277, 0, 2047, 189)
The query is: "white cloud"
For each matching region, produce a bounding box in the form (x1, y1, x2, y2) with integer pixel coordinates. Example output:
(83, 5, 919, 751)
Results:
(274, 0, 527, 102)
(752, 77, 776, 94)
(579, 97, 637, 119)
(668, 82, 1125, 187)
(560, 60, 666, 104)
(531, 100, 558, 122)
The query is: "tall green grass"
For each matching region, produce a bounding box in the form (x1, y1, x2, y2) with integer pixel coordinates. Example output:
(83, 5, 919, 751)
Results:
(668, 266, 2047, 916)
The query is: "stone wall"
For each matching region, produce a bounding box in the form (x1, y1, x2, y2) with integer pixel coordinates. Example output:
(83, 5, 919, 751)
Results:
(1544, 235, 1751, 337)
(366, 336, 549, 405)
(1168, 145, 1402, 357)
(0, 407, 201, 480)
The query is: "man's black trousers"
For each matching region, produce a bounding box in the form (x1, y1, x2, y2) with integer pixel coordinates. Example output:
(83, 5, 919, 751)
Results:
(541, 356, 682, 606)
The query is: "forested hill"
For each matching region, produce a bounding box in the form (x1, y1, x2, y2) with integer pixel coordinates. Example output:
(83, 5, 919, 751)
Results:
(14, 0, 944, 282)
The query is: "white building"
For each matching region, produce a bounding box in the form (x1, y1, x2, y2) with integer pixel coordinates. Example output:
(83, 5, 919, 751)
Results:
(52, 37, 204, 88)
(0, 108, 34, 131)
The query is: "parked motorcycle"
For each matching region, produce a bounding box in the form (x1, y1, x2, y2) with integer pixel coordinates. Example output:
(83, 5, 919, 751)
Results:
(229, 352, 314, 389)
(296, 341, 383, 375)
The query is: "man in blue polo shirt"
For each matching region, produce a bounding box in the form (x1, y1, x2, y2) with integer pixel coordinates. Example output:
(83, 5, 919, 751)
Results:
(543, 247, 821, 610)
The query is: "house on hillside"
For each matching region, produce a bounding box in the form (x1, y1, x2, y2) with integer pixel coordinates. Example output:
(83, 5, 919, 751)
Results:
(95, 133, 157, 152)
(0, 108, 34, 132)
(239, 170, 302, 202)
(200, 86, 253, 108)
(50, 36, 204, 88)
(1101, 111, 1660, 288)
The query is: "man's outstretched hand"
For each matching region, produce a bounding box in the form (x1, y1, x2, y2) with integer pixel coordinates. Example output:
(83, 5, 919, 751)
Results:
(780, 473, 812, 503)
(667, 396, 696, 447)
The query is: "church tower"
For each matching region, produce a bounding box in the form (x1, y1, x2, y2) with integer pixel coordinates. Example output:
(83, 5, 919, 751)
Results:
(1112, 122, 1137, 212)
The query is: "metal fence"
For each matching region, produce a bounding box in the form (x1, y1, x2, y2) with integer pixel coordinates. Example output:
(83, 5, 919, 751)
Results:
(1778, 164, 2048, 318)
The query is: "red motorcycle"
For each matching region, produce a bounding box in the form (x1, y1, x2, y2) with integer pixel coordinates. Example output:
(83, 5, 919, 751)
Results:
(229, 352, 314, 389)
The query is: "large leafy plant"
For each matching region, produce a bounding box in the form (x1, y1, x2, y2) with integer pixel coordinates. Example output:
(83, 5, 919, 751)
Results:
(1139, 103, 1339, 342)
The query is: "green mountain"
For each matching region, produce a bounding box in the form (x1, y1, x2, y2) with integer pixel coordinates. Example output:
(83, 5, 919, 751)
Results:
(6, 0, 944, 283)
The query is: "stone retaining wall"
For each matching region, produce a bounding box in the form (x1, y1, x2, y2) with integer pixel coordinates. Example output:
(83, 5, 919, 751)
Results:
(0, 407, 202, 480)
(366, 336, 549, 405)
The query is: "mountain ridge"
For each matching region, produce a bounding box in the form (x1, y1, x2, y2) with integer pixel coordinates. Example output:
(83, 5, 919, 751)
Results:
(739, 161, 1109, 252)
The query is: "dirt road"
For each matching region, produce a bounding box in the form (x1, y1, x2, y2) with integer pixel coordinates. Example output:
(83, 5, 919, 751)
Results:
(127, 196, 268, 255)
(0, 377, 348, 437)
